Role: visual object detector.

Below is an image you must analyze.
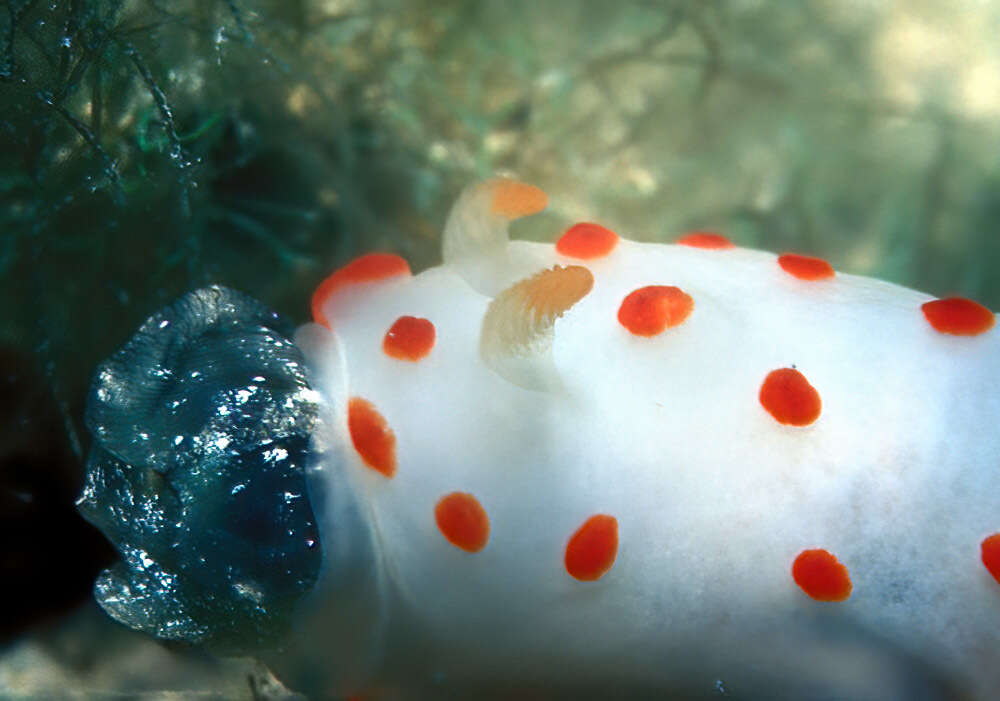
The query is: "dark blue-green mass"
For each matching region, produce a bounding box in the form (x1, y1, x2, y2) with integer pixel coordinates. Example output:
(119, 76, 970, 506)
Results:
(77, 285, 321, 651)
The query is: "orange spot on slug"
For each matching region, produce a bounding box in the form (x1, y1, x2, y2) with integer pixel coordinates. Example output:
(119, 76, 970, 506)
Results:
(556, 222, 619, 259)
(921, 297, 995, 336)
(618, 285, 693, 336)
(759, 368, 822, 426)
(982, 533, 1000, 585)
(347, 397, 396, 478)
(435, 493, 490, 553)
(490, 179, 548, 219)
(311, 253, 411, 328)
(778, 253, 835, 281)
(383, 316, 436, 361)
(792, 549, 852, 601)
(565, 514, 618, 581)
(677, 231, 734, 249)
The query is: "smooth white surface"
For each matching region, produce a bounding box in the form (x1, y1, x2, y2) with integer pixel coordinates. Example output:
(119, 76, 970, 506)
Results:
(304, 224, 1000, 696)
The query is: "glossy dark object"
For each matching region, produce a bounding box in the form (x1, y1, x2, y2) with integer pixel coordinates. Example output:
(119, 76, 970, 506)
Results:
(78, 286, 321, 650)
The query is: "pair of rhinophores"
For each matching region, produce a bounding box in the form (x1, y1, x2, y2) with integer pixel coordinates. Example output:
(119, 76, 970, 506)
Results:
(81, 179, 999, 699)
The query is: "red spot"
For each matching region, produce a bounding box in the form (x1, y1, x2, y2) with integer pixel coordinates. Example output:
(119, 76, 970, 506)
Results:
(435, 493, 490, 553)
(982, 533, 1000, 585)
(383, 316, 436, 362)
(676, 231, 734, 249)
(618, 285, 694, 336)
(311, 253, 411, 328)
(792, 549, 852, 601)
(759, 368, 822, 426)
(347, 397, 396, 478)
(778, 253, 835, 281)
(565, 514, 618, 581)
(921, 297, 995, 336)
(556, 222, 619, 259)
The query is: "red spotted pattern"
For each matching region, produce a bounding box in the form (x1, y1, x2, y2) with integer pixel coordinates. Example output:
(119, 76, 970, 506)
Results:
(310, 188, 995, 609)
(435, 493, 491, 553)
(792, 549, 852, 601)
(556, 222, 620, 260)
(778, 253, 834, 281)
(565, 514, 619, 581)
(759, 368, 822, 426)
(311, 253, 411, 328)
(618, 285, 694, 336)
(676, 231, 734, 249)
(383, 316, 436, 361)
(347, 397, 396, 478)
(921, 297, 995, 336)
(982, 534, 1000, 585)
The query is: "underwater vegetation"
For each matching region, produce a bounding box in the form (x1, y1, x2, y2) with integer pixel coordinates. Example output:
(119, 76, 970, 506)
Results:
(2, 0, 1000, 697)
(1, 0, 447, 645)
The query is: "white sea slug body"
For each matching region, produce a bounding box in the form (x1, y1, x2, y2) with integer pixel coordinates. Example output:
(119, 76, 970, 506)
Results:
(80, 179, 999, 699)
(284, 179, 1000, 698)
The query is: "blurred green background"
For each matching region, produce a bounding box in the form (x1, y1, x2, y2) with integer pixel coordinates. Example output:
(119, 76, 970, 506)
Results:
(5, 0, 1000, 411)
(2, 0, 999, 696)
